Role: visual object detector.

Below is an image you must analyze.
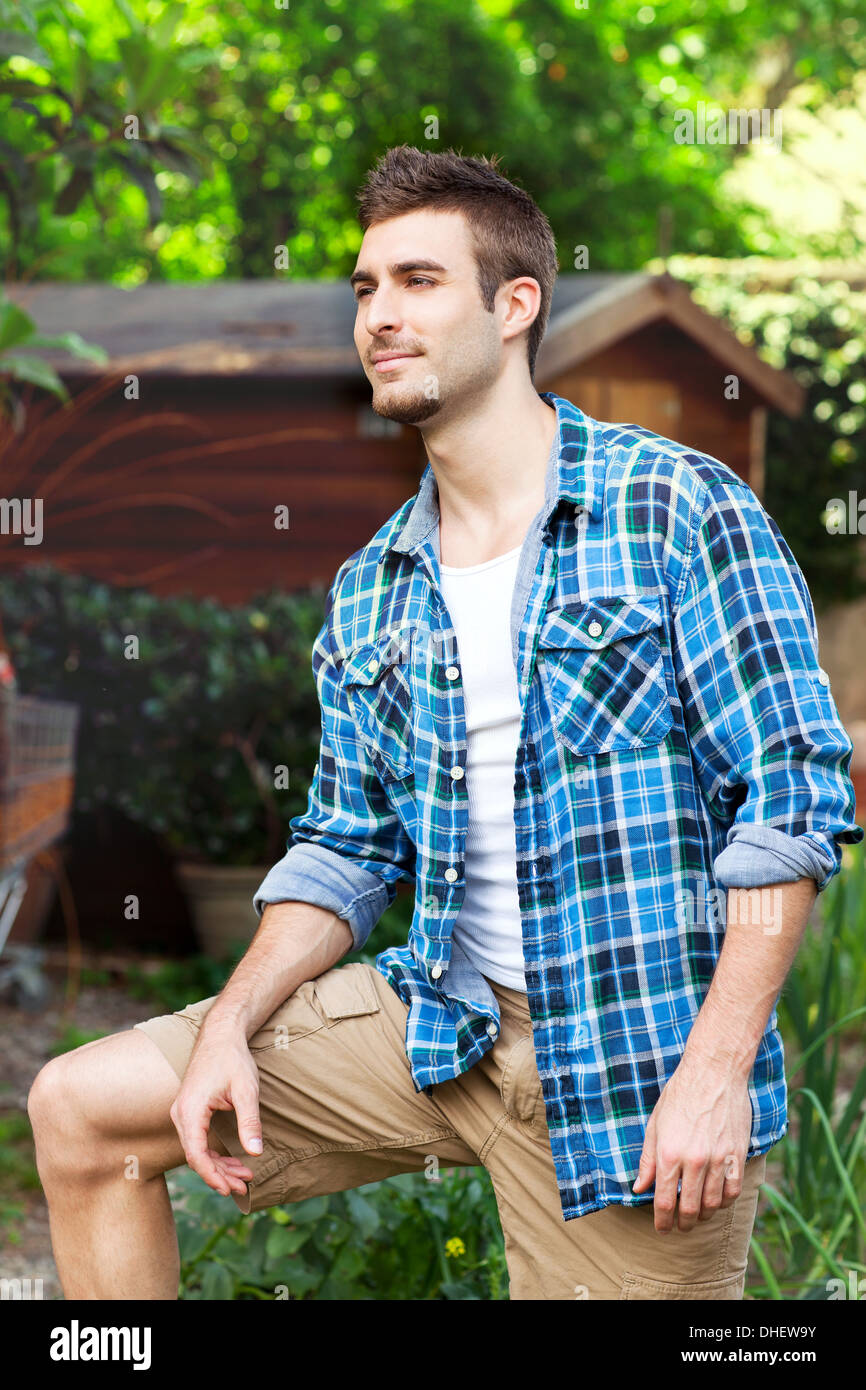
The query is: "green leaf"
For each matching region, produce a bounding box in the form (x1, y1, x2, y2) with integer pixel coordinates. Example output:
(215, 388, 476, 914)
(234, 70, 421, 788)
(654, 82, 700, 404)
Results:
(54, 166, 94, 216)
(265, 1224, 312, 1260)
(345, 1189, 381, 1239)
(26, 330, 109, 364)
(0, 30, 51, 65)
(283, 1195, 330, 1224)
(0, 296, 36, 352)
(0, 353, 69, 397)
(271, 1255, 321, 1297)
(199, 1260, 234, 1301)
(113, 151, 162, 223)
(147, 139, 204, 183)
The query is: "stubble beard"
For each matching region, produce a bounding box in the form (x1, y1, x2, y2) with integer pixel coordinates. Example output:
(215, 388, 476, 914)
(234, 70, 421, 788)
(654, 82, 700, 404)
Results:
(370, 379, 443, 425)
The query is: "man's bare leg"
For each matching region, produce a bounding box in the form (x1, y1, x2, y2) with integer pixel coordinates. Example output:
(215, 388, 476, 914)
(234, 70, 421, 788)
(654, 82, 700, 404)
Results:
(27, 1030, 202, 1300)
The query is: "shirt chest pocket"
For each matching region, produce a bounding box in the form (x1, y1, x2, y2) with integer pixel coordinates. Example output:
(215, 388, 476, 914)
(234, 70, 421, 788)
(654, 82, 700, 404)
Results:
(341, 629, 416, 782)
(537, 594, 673, 757)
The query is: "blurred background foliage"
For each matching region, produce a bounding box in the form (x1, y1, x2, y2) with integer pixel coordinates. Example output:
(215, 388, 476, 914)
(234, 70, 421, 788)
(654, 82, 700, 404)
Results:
(1, 0, 864, 603)
(1, 0, 864, 282)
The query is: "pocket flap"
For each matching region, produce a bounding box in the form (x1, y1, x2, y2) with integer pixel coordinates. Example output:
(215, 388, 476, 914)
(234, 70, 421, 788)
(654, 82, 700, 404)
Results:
(539, 595, 664, 652)
(312, 963, 381, 1021)
(342, 629, 414, 686)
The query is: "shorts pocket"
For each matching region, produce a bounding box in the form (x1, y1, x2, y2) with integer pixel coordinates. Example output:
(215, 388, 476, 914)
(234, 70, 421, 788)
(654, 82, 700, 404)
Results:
(247, 980, 326, 1051)
(311, 962, 382, 1023)
(619, 1267, 746, 1301)
(501, 1032, 545, 1128)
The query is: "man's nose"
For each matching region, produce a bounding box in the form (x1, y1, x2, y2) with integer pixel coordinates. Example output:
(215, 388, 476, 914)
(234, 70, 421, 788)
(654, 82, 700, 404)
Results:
(361, 286, 403, 338)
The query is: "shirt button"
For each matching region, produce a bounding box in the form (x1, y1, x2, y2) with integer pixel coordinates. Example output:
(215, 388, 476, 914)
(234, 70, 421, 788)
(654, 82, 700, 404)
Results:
(445, 665, 459, 680)
(587, 620, 603, 638)
(450, 765, 464, 779)
(366, 659, 378, 673)
(486, 1022, 498, 1038)
(444, 867, 459, 882)
(430, 964, 443, 980)
(817, 668, 830, 686)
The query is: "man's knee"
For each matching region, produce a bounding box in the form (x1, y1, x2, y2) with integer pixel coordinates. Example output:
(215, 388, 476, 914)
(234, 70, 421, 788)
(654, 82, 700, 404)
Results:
(27, 1030, 184, 1181)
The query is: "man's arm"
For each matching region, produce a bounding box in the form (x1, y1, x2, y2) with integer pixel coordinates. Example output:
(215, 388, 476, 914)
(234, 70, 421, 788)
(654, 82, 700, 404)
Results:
(198, 899, 353, 1039)
(633, 876, 816, 1232)
(170, 568, 416, 1197)
(170, 901, 353, 1198)
(637, 476, 863, 1232)
(668, 477, 862, 892)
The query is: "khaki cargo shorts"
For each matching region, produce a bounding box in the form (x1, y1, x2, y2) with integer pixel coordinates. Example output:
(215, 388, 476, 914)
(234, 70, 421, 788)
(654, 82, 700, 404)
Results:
(134, 961, 766, 1300)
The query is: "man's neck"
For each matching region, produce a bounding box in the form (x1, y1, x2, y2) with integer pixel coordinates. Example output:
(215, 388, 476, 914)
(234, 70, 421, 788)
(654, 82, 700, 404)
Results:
(423, 380, 558, 568)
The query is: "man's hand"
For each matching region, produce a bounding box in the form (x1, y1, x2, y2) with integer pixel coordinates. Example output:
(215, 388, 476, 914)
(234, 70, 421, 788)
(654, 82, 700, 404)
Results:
(632, 877, 817, 1233)
(631, 1054, 753, 1234)
(169, 1021, 264, 1198)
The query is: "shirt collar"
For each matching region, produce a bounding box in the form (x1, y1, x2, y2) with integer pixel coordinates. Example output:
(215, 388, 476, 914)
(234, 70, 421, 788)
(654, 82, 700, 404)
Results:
(379, 391, 606, 563)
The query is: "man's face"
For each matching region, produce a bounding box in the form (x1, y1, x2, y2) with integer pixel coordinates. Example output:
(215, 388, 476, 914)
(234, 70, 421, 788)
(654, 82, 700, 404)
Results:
(351, 208, 503, 424)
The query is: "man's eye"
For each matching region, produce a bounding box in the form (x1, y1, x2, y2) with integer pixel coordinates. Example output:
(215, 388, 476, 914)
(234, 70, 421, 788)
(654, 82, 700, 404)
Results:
(355, 277, 434, 301)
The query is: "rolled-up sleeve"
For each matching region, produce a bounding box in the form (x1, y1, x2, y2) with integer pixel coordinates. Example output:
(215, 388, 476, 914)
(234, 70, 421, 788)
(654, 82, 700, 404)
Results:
(252, 578, 416, 952)
(671, 479, 864, 892)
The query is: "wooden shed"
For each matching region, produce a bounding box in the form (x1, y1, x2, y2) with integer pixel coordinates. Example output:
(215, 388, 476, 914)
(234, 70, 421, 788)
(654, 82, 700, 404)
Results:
(2, 271, 803, 605)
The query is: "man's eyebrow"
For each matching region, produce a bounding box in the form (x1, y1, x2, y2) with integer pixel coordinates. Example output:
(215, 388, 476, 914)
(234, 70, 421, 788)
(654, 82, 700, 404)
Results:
(349, 259, 448, 289)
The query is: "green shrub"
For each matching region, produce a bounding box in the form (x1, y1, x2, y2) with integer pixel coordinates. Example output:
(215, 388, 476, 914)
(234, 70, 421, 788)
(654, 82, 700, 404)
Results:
(173, 1165, 508, 1301)
(1, 563, 327, 864)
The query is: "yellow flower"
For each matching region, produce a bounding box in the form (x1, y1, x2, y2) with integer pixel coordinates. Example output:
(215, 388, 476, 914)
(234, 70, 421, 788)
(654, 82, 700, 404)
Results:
(445, 1237, 466, 1258)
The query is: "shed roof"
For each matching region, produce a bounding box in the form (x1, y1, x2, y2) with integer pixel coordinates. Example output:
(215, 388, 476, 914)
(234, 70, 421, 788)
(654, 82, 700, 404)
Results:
(4, 270, 802, 414)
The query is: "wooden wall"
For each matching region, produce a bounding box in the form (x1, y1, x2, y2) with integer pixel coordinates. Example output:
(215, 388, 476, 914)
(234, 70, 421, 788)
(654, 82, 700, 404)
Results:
(4, 335, 767, 609)
(542, 320, 763, 494)
(3, 377, 425, 605)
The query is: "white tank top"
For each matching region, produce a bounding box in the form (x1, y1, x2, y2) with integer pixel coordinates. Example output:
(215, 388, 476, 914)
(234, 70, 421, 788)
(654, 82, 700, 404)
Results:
(439, 543, 527, 990)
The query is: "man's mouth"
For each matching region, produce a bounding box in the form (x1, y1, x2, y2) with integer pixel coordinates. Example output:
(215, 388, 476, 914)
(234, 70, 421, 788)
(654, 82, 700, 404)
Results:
(372, 353, 421, 373)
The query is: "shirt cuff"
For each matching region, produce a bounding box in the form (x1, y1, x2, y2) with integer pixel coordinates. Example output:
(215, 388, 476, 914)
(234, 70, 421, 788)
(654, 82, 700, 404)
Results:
(252, 842, 391, 952)
(713, 824, 837, 890)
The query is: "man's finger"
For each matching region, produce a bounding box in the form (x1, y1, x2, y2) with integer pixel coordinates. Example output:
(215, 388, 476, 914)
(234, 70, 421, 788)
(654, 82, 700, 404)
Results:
(698, 1159, 729, 1219)
(210, 1152, 252, 1196)
(232, 1083, 263, 1156)
(632, 1111, 657, 1193)
(632, 1148, 656, 1193)
(219, 1155, 256, 1179)
(175, 1107, 232, 1196)
(676, 1161, 707, 1232)
(719, 1152, 745, 1208)
(652, 1161, 681, 1233)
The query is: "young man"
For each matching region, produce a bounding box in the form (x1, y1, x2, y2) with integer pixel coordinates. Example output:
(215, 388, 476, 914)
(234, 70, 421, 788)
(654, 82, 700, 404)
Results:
(29, 146, 862, 1301)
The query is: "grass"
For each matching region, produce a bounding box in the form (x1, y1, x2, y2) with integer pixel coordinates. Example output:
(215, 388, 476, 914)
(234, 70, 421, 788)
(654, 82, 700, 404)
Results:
(0, 1096, 41, 1246)
(748, 841, 866, 1299)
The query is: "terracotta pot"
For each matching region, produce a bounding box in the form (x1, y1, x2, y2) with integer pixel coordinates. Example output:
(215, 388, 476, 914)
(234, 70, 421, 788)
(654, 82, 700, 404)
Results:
(175, 861, 270, 961)
(4, 850, 62, 947)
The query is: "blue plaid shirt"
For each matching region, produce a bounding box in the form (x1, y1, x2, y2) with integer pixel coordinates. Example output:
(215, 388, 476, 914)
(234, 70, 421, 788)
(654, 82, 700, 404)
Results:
(254, 391, 863, 1222)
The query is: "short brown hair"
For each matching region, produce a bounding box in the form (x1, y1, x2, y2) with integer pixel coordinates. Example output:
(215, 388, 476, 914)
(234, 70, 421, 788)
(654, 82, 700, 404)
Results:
(356, 145, 559, 380)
